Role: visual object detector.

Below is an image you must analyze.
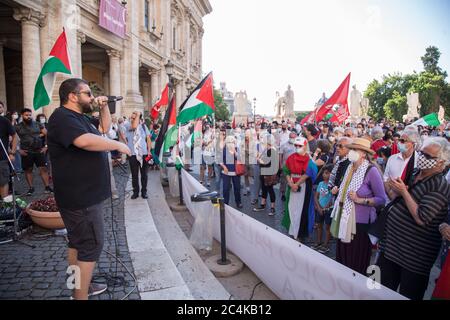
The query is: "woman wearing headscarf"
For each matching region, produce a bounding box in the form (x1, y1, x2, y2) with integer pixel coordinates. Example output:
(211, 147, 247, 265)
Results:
(330, 138, 387, 275)
(281, 137, 318, 240)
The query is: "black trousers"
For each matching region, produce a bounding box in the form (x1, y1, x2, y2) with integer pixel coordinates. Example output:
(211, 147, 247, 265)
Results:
(129, 155, 148, 195)
(260, 176, 276, 203)
(377, 253, 429, 300)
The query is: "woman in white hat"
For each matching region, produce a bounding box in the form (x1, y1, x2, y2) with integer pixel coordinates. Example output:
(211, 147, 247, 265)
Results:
(330, 138, 387, 275)
(281, 137, 318, 240)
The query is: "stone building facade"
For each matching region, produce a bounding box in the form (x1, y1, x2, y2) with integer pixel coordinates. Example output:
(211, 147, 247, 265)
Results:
(0, 0, 212, 117)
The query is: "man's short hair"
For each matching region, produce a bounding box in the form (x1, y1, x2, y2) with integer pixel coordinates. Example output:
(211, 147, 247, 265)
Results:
(59, 78, 89, 105)
(21, 108, 32, 114)
(305, 124, 318, 136)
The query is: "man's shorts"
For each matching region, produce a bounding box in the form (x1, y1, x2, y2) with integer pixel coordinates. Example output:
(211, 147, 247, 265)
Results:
(60, 203, 105, 262)
(0, 160, 10, 186)
(21, 152, 47, 170)
(316, 208, 332, 225)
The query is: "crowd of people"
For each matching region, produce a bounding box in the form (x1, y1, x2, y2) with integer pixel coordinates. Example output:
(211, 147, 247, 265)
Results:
(176, 116, 450, 300)
(2, 91, 449, 299)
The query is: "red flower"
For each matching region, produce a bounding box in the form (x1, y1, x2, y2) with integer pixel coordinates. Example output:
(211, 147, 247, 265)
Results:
(30, 197, 59, 212)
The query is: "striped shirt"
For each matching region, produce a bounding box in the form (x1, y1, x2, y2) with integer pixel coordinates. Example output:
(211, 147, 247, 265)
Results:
(383, 172, 450, 276)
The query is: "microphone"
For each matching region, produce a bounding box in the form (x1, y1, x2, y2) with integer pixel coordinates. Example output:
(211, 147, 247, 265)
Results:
(107, 96, 123, 103)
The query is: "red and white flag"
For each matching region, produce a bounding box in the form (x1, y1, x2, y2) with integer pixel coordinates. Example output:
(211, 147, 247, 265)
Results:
(315, 73, 351, 124)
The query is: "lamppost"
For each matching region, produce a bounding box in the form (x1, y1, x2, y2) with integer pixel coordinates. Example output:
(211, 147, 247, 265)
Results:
(165, 60, 184, 205)
(253, 97, 257, 123)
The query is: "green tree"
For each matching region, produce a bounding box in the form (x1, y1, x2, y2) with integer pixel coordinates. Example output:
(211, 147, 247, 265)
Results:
(421, 46, 447, 77)
(410, 71, 447, 115)
(295, 111, 311, 122)
(213, 88, 230, 122)
(384, 90, 407, 121)
(365, 73, 416, 121)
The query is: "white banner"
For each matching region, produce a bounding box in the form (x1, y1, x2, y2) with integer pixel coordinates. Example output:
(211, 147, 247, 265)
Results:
(181, 170, 406, 300)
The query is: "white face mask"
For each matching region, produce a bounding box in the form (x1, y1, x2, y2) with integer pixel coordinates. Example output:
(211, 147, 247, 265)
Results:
(348, 150, 361, 163)
(12, 114, 18, 120)
(295, 147, 306, 155)
(328, 136, 336, 143)
(39, 118, 46, 124)
(289, 138, 295, 144)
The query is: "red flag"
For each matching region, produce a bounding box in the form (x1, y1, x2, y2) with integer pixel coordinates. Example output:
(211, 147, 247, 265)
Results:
(150, 84, 169, 120)
(231, 116, 236, 129)
(300, 110, 316, 125)
(315, 73, 351, 124)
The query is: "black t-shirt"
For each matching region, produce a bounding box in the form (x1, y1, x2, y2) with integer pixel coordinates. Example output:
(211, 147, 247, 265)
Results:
(0, 116, 15, 161)
(15, 121, 43, 152)
(48, 107, 110, 210)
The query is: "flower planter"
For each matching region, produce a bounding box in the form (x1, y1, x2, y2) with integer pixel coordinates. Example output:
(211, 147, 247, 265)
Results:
(26, 206, 65, 230)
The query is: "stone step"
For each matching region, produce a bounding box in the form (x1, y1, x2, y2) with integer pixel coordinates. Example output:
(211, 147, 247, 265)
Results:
(146, 171, 231, 300)
(124, 179, 193, 300)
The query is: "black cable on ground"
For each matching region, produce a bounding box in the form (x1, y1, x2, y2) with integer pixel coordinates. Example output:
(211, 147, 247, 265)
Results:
(249, 281, 263, 300)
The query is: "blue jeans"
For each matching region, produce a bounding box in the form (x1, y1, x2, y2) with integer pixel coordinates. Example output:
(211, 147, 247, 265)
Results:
(222, 174, 241, 205)
(251, 164, 261, 201)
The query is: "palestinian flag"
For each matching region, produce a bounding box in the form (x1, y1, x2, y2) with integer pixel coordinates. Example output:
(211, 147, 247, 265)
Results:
(412, 113, 441, 127)
(177, 72, 215, 125)
(33, 29, 72, 110)
(154, 97, 177, 164)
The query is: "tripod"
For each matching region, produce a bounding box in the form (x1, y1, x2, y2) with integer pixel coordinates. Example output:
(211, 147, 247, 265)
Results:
(0, 137, 35, 248)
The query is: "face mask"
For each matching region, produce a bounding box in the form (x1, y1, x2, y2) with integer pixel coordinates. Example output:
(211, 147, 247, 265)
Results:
(12, 114, 18, 120)
(397, 143, 409, 154)
(289, 139, 295, 144)
(39, 118, 46, 124)
(445, 131, 450, 138)
(417, 152, 438, 171)
(296, 147, 305, 155)
(348, 150, 361, 163)
(328, 136, 336, 143)
(376, 157, 384, 166)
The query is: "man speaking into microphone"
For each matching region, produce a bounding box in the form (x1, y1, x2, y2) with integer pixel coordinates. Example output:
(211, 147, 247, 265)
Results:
(47, 78, 131, 300)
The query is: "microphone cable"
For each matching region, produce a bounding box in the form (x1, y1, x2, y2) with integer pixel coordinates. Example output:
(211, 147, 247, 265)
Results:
(90, 110, 138, 300)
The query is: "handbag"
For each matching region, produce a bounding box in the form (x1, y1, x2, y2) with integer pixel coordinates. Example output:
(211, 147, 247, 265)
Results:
(235, 161, 246, 176)
(263, 174, 279, 186)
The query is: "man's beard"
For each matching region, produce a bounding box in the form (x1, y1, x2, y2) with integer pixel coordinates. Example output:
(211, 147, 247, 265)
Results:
(23, 118, 32, 124)
(80, 102, 93, 114)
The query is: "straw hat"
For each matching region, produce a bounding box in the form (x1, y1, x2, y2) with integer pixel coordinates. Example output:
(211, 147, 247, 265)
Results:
(347, 138, 375, 155)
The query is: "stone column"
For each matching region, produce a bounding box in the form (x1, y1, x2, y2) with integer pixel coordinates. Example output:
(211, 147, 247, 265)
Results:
(14, 8, 44, 112)
(150, 70, 160, 105)
(142, 82, 150, 107)
(107, 49, 122, 116)
(76, 30, 86, 78)
(0, 41, 7, 107)
(175, 80, 182, 110)
(122, 0, 143, 117)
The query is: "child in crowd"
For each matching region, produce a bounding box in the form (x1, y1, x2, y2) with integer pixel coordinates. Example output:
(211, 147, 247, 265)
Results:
(313, 165, 334, 254)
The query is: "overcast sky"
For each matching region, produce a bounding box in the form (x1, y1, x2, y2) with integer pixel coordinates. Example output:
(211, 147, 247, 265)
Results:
(202, 0, 450, 115)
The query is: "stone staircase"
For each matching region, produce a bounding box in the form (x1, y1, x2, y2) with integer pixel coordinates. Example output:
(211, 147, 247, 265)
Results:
(124, 172, 230, 300)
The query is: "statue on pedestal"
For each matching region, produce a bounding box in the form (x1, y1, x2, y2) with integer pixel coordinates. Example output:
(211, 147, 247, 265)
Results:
(438, 105, 445, 123)
(349, 85, 362, 119)
(405, 93, 421, 122)
(361, 97, 369, 118)
(274, 91, 286, 118)
(284, 85, 295, 117)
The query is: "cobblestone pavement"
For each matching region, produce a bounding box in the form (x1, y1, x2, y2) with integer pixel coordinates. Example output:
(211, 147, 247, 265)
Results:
(0, 164, 140, 300)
